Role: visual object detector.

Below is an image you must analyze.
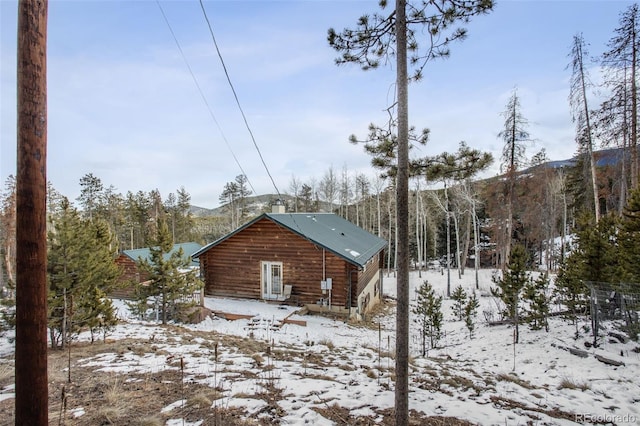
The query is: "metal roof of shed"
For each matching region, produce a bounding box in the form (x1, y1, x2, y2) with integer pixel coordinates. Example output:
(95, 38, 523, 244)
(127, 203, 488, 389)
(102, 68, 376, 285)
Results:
(122, 242, 202, 267)
(192, 213, 386, 269)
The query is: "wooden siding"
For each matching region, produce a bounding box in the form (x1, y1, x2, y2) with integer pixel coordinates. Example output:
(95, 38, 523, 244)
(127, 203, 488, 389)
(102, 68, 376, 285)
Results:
(111, 254, 147, 299)
(356, 252, 382, 295)
(199, 217, 382, 307)
(115, 255, 141, 282)
(351, 252, 383, 313)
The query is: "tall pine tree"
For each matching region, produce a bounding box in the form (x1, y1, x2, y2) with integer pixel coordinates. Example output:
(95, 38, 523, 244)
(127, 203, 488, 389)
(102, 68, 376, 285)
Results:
(491, 244, 530, 343)
(464, 292, 479, 339)
(450, 285, 467, 321)
(523, 273, 550, 332)
(412, 280, 443, 355)
(602, 4, 640, 191)
(136, 218, 202, 324)
(568, 33, 600, 221)
(618, 187, 640, 283)
(497, 89, 531, 267)
(554, 255, 590, 337)
(48, 199, 120, 348)
(79, 219, 121, 342)
(554, 213, 620, 337)
(329, 3, 494, 422)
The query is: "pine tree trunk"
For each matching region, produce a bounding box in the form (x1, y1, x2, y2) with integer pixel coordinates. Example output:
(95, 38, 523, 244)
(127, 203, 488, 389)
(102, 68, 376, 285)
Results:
(619, 103, 628, 214)
(377, 188, 382, 238)
(15, 1, 49, 422)
(460, 208, 471, 275)
(387, 200, 392, 275)
(416, 185, 422, 277)
(505, 186, 513, 268)
(446, 184, 451, 297)
(394, 202, 398, 276)
(162, 282, 168, 325)
(561, 174, 567, 263)
(576, 41, 600, 221)
(453, 211, 462, 278)
(473, 209, 479, 289)
(394, 0, 410, 423)
(631, 26, 638, 188)
(62, 287, 67, 350)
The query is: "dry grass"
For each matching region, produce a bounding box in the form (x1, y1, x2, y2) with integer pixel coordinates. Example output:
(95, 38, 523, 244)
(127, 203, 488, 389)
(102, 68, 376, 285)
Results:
(363, 299, 395, 325)
(0, 361, 13, 383)
(318, 338, 335, 351)
(423, 368, 439, 378)
(489, 395, 579, 422)
(251, 353, 265, 367)
(299, 372, 338, 381)
(496, 372, 537, 390)
(95, 405, 126, 424)
(441, 375, 474, 390)
(132, 416, 163, 426)
(187, 390, 216, 408)
(366, 368, 378, 379)
(558, 377, 590, 391)
(0, 335, 273, 425)
(303, 352, 333, 368)
(338, 363, 356, 371)
(103, 375, 124, 406)
(0, 321, 554, 426)
(312, 404, 478, 426)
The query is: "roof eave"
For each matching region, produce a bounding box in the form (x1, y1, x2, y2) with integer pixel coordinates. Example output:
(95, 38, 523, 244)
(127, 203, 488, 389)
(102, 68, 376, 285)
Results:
(191, 213, 268, 258)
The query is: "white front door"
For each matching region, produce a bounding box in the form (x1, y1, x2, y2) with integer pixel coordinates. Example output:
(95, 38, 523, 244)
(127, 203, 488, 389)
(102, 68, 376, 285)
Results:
(261, 261, 283, 299)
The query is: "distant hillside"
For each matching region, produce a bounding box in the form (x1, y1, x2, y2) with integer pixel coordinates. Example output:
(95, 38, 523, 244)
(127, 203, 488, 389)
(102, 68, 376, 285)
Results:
(193, 146, 632, 218)
(532, 147, 627, 171)
(189, 205, 220, 217)
(190, 194, 297, 218)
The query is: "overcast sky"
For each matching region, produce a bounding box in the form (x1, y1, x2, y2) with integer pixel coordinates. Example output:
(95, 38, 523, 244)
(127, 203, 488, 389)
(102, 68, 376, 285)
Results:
(1, 0, 635, 208)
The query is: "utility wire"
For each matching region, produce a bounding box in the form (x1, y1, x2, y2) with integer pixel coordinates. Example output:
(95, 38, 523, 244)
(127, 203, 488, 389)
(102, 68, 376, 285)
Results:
(198, 0, 282, 199)
(155, 0, 257, 195)
(197, 2, 302, 236)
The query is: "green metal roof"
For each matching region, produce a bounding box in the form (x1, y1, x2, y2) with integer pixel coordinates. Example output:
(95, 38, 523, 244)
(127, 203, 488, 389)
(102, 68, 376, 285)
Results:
(193, 213, 386, 269)
(122, 242, 202, 267)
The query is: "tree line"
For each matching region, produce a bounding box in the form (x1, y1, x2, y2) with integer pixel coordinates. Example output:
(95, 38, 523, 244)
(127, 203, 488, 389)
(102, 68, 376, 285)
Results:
(0, 148, 636, 303)
(0, 173, 205, 347)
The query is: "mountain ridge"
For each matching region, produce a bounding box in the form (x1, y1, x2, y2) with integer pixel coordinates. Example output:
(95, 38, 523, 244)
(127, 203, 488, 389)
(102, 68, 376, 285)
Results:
(192, 146, 631, 217)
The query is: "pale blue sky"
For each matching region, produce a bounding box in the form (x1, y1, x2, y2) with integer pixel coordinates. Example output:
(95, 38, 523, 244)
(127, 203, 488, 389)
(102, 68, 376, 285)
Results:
(0, 0, 635, 208)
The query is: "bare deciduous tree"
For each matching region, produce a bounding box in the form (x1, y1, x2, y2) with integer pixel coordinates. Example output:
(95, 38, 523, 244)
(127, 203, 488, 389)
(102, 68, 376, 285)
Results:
(318, 166, 339, 212)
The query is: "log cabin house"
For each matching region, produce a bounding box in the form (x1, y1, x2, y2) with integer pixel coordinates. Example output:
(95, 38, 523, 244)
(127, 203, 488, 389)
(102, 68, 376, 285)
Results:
(112, 242, 202, 300)
(192, 206, 387, 318)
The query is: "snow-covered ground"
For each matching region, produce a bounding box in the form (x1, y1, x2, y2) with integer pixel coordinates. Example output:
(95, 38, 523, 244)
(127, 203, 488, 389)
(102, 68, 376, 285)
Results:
(1, 268, 639, 425)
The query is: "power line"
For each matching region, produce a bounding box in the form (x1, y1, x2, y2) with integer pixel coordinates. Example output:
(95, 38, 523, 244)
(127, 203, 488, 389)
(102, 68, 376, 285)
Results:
(198, 0, 282, 198)
(155, 0, 256, 195)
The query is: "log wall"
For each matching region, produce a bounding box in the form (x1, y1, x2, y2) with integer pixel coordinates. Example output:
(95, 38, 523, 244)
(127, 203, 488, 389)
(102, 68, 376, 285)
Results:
(198, 217, 382, 308)
(111, 254, 148, 299)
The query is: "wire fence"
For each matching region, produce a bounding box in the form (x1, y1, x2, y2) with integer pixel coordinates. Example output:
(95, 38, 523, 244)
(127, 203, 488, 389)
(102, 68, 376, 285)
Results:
(586, 281, 640, 342)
